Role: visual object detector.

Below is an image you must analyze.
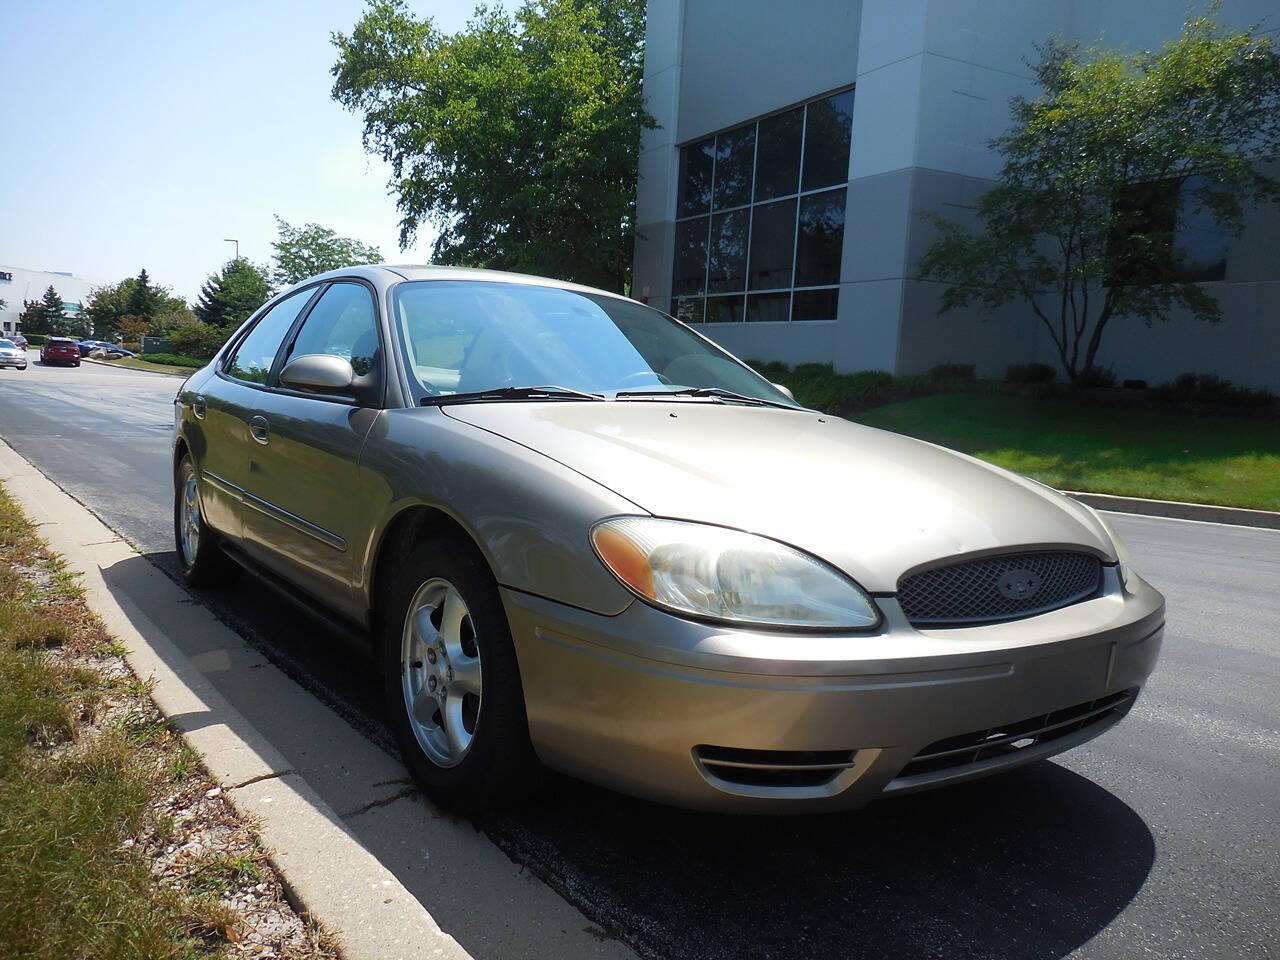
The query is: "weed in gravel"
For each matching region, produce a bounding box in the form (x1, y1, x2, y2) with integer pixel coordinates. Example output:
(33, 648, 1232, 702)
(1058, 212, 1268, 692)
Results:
(186, 851, 265, 898)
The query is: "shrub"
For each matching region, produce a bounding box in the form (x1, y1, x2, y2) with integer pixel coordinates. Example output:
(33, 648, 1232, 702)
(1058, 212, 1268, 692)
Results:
(23, 334, 48, 346)
(929, 363, 975, 382)
(1006, 362, 1056, 383)
(748, 361, 896, 411)
(1077, 366, 1116, 388)
(1151, 372, 1275, 407)
(168, 322, 231, 360)
(121, 342, 141, 353)
(140, 353, 204, 369)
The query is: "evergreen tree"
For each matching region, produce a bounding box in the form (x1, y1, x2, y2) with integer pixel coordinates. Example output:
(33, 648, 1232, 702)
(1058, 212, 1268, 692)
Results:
(194, 258, 272, 328)
(126, 268, 162, 321)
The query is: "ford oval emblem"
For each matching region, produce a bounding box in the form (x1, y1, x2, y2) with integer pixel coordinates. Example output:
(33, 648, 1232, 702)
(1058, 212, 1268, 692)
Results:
(997, 567, 1042, 601)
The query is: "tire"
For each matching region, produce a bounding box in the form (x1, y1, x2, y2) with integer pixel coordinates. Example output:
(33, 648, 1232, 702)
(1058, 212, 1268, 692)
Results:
(173, 454, 237, 587)
(73, 361, 80, 367)
(380, 533, 537, 811)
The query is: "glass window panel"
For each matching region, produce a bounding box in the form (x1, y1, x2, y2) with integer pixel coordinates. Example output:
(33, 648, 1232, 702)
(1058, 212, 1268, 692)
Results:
(713, 124, 755, 210)
(745, 291, 791, 323)
(675, 297, 705, 324)
(707, 209, 748, 293)
(748, 198, 797, 290)
(225, 286, 314, 383)
(754, 107, 803, 201)
(676, 137, 715, 218)
(1176, 175, 1229, 281)
(705, 295, 745, 323)
(284, 282, 380, 376)
(795, 188, 846, 287)
(802, 89, 854, 191)
(792, 288, 839, 322)
(671, 216, 710, 296)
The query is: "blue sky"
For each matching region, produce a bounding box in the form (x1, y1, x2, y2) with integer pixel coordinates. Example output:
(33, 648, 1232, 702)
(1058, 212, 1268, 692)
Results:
(1, 1, 475, 301)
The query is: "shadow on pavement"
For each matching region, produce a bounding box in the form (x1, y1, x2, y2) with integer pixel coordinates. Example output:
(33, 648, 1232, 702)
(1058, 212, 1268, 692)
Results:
(133, 548, 1154, 960)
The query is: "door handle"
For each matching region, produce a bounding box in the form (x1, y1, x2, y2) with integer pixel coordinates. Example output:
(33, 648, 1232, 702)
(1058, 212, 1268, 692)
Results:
(192, 395, 206, 420)
(249, 415, 270, 445)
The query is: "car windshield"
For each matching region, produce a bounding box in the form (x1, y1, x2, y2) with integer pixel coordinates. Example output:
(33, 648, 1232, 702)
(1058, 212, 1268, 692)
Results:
(0, 340, 13, 349)
(391, 280, 795, 405)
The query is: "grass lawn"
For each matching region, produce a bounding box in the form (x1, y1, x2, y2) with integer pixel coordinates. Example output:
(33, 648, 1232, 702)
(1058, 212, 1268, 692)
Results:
(853, 393, 1280, 511)
(97, 356, 194, 377)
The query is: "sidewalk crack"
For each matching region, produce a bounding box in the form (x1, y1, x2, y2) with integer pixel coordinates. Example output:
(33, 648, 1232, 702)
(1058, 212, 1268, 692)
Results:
(230, 769, 295, 790)
(341, 786, 419, 819)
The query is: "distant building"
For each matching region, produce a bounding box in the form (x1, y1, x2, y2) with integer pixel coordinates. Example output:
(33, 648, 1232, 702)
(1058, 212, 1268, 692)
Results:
(632, 0, 1280, 389)
(0, 265, 98, 336)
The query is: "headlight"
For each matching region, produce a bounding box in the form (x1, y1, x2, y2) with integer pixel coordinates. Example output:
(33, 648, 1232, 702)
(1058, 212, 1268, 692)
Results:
(590, 517, 880, 629)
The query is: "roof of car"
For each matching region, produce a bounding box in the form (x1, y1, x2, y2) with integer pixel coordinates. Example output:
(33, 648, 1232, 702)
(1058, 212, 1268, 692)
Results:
(295, 264, 635, 305)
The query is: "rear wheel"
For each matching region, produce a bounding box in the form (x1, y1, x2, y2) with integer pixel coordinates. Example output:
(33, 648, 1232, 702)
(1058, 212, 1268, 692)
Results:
(173, 454, 237, 586)
(380, 534, 536, 810)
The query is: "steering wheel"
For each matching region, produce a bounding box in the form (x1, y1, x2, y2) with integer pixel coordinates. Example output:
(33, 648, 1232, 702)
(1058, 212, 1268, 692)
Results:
(616, 370, 672, 387)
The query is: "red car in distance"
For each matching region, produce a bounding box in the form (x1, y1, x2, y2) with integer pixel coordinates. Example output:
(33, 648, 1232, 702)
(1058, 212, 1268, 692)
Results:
(40, 337, 81, 367)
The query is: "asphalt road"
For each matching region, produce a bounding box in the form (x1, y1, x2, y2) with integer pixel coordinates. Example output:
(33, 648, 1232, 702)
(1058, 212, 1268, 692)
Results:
(1, 352, 1277, 960)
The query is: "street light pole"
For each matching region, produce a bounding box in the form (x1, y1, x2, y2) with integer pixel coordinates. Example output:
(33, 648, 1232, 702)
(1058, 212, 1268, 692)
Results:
(224, 238, 240, 261)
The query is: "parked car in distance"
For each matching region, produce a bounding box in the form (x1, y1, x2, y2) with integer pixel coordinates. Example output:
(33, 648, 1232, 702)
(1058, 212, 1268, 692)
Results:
(8, 333, 28, 351)
(0, 338, 27, 370)
(78, 339, 134, 358)
(172, 265, 1165, 814)
(41, 337, 81, 367)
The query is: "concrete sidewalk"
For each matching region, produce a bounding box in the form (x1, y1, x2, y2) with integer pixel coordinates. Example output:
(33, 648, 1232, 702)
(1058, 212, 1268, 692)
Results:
(0, 438, 635, 960)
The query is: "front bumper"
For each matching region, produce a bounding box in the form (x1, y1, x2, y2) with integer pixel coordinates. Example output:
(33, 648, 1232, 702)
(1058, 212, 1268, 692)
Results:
(0, 357, 26, 368)
(502, 568, 1164, 812)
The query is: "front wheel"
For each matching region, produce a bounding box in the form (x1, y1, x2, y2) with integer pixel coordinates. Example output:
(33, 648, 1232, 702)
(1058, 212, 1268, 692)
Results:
(380, 534, 536, 810)
(173, 454, 237, 587)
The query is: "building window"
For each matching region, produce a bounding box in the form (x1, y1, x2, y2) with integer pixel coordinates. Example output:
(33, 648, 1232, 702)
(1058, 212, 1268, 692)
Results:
(672, 88, 854, 324)
(1109, 174, 1230, 284)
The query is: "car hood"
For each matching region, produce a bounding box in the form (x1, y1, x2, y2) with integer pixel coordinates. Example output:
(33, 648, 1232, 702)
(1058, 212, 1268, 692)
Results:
(441, 401, 1115, 592)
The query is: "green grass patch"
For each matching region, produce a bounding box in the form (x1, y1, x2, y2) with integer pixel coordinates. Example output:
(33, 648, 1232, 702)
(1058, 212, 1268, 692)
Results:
(853, 393, 1280, 511)
(0, 485, 233, 960)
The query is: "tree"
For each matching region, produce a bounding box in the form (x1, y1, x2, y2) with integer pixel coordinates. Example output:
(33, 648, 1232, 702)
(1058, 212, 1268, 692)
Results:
(85, 279, 136, 339)
(270, 217, 381, 287)
(194, 258, 272, 327)
(118, 315, 151, 345)
(331, 0, 653, 292)
(19, 286, 68, 335)
(126, 268, 163, 321)
(917, 10, 1280, 382)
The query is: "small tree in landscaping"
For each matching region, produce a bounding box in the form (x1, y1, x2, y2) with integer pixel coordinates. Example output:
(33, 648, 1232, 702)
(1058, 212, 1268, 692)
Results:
(194, 258, 272, 328)
(917, 10, 1280, 383)
(19, 286, 66, 335)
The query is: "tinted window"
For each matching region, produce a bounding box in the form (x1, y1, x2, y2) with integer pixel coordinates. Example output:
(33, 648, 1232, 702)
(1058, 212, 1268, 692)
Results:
(802, 89, 854, 191)
(392, 281, 794, 405)
(754, 107, 803, 201)
(795, 188, 847, 287)
(748, 198, 796, 290)
(675, 298, 705, 324)
(283, 282, 380, 376)
(792, 288, 839, 322)
(225, 287, 315, 383)
(705, 295, 745, 323)
(676, 137, 715, 217)
(672, 217, 710, 296)
(746, 292, 791, 323)
(713, 124, 755, 210)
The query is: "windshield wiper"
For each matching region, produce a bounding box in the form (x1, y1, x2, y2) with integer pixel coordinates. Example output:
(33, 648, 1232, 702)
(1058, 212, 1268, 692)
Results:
(614, 386, 796, 409)
(423, 385, 606, 406)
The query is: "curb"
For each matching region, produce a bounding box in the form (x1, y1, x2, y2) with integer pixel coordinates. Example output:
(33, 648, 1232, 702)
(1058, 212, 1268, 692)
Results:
(80, 355, 189, 377)
(0, 438, 472, 960)
(1066, 490, 1280, 530)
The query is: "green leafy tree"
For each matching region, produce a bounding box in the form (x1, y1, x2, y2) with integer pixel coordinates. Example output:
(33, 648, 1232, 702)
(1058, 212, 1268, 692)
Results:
(194, 258, 272, 327)
(917, 10, 1280, 382)
(150, 301, 196, 338)
(85, 279, 135, 339)
(331, 0, 652, 292)
(270, 217, 381, 287)
(20, 286, 68, 335)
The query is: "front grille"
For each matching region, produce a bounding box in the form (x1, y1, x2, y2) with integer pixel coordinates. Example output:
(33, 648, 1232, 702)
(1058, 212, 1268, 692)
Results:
(898, 551, 1102, 627)
(693, 745, 858, 788)
(894, 689, 1135, 782)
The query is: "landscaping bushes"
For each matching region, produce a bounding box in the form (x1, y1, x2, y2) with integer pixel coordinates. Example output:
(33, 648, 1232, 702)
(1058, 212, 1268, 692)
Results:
(751, 361, 897, 410)
(168, 321, 231, 361)
(22, 334, 47, 346)
(138, 353, 203, 369)
(1007, 362, 1056, 383)
(1152, 372, 1275, 408)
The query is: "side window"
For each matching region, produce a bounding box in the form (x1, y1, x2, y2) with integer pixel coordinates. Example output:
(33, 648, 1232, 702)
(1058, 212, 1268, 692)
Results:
(225, 288, 315, 383)
(281, 282, 380, 377)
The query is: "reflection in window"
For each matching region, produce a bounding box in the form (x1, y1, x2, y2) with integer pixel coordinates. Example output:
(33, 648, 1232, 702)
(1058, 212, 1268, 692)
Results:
(746, 292, 791, 323)
(1176, 175, 1229, 282)
(284, 282, 379, 377)
(677, 137, 715, 217)
(672, 217, 710, 296)
(705, 295, 745, 323)
(675, 298, 705, 324)
(225, 287, 314, 383)
(748, 199, 796, 290)
(708, 209, 748, 293)
(795, 189, 846, 287)
(713, 124, 755, 210)
(754, 107, 803, 202)
(793, 288, 839, 322)
(802, 89, 854, 191)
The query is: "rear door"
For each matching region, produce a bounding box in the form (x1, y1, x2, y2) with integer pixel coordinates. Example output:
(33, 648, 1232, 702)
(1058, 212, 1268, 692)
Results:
(233, 280, 385, 620)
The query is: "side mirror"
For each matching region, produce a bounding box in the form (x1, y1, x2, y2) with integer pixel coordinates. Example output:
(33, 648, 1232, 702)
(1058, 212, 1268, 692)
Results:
(772, 382, 795, 402)
(279, 354, 355, 393)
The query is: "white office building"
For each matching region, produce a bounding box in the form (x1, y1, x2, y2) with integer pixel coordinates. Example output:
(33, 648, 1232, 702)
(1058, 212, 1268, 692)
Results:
(0, 265, 98, 337)
(631, 0, 1280, 389)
